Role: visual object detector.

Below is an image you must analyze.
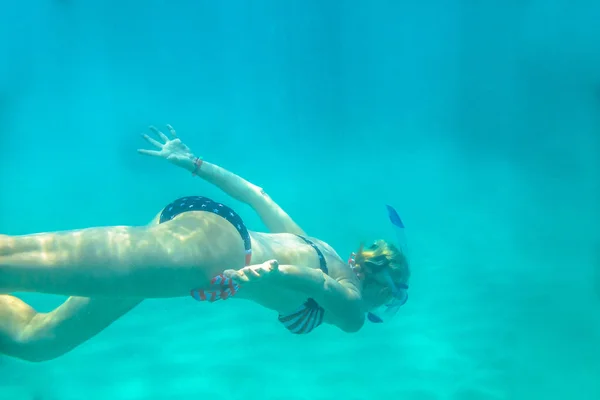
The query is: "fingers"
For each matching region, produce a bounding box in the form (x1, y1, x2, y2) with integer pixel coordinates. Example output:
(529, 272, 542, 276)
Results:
(267, 259, 279, 271)
(244, 266, 261, 279)
(137, 149, 161, 157)
(225, 269, 248, 284)
(191, 273, 241, 302)
(219, 261, 280, 287)
(141, 133, 163, 149)
(149, 125, 169, 143)
(229, 275, 244, 286)
(233, 273, 247, 285)
(166, 124, 177, 138)
(222, 269, 237, 279)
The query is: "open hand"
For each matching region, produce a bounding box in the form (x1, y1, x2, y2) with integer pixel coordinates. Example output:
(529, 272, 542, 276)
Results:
(138, 125, 196, 170)
(224, 260, 280, 285)
(190, 260, 281, 303)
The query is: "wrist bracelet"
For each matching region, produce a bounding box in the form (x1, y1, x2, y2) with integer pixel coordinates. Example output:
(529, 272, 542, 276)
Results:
(191, 157, 203, 176)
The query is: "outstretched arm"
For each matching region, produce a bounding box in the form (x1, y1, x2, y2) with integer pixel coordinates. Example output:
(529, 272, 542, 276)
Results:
(191, 160, 305, 235)
(227, 260, 365, 333)
(139, 125, 306, 235)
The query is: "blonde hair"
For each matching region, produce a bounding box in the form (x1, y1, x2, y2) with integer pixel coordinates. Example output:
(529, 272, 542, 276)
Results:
(354, 239, 410, 285)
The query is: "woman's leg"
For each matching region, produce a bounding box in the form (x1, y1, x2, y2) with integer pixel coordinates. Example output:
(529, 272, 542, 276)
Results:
(0, 212, 246, 298)
(0, 295, 142, 362)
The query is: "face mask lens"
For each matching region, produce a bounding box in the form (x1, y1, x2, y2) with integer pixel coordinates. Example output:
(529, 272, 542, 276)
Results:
(368, 272, 408, 323)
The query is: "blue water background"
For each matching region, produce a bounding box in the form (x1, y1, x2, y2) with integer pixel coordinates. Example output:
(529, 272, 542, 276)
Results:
(1, 1, 600, 399)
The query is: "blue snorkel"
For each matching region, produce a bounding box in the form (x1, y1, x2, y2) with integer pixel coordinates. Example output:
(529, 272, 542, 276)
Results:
(365, 205, 410, 324)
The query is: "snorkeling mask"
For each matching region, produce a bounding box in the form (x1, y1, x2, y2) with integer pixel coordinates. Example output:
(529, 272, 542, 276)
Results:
(348, 205, 410, 324)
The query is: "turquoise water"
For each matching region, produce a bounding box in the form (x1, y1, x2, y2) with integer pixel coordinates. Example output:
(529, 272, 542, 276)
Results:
(2, 1, 600, 399)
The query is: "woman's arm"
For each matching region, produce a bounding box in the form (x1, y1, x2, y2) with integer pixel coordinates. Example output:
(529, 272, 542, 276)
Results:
(190, 160, 305, 236)
(276, 264, 365, 333)
(229, 260, 365, 333)
(139, 125, 306, 235)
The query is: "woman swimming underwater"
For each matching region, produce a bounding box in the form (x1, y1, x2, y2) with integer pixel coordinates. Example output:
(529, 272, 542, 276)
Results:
(0, 125, 410, 362)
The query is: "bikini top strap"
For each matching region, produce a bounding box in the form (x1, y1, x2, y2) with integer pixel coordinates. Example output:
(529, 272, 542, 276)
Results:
(295, 235, 328, 275)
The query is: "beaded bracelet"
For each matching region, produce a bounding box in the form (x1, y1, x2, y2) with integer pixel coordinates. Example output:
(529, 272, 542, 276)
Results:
(191, 157, 203, 176)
